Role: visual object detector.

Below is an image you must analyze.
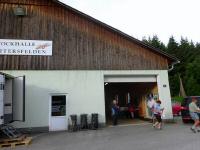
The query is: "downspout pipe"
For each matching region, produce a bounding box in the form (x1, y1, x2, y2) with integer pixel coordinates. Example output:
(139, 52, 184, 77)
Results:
(168, 60, 180, 72)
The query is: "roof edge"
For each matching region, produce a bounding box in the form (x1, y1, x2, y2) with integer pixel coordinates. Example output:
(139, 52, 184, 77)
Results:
(53, 0, 179, 63)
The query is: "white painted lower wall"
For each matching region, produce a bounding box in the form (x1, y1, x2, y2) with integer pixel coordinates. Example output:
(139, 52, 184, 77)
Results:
(1, 70, 173, 129)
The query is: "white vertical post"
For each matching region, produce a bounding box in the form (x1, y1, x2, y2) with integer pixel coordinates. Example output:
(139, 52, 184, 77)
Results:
(157, 71, 173, 120)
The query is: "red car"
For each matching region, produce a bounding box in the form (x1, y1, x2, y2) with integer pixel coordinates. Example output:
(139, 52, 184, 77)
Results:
(172, 102, 182, 116)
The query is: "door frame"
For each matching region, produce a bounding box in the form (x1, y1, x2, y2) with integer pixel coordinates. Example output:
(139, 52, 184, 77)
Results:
(103, 75, 158, 124)
(49, 93, 69, 131)
(12, 76, 25, 122)
(0, 74, 5, 125)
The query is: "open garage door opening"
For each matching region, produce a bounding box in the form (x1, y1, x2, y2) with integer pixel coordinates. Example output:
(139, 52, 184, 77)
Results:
(104, 76, 159, 125)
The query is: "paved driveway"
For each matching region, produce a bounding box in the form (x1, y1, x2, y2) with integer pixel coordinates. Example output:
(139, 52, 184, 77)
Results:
(7, 120, 200, 150)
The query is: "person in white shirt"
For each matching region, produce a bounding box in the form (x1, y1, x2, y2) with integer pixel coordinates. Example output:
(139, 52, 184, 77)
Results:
(147, 96, 155, 123)
(189, 97, 200, 133)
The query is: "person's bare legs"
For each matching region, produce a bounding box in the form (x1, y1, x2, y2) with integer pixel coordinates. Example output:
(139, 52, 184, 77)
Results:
(195, 120, 200, 131)
(194, 120, 199, 128)
(130, 112, 134, 119)
(153, 121, 159, 128)
(157, 122, 162, 129)
(152, 115, 156, 124)
(153, 121, 162, 129)
(191, 120, 199, 133)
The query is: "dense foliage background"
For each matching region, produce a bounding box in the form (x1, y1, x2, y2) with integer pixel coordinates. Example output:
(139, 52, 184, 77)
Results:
(142, 36, 200, 97)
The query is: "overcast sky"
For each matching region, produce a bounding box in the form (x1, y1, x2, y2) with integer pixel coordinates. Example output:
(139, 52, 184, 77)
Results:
(60, 0, 200, 44)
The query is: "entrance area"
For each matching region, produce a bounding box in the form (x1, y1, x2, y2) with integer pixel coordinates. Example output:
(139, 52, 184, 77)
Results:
(49, 95, 68, 131)
(104, 76, 158, 125)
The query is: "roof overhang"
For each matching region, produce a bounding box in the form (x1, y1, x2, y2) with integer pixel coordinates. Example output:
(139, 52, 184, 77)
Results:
(53, 0, 179, 65)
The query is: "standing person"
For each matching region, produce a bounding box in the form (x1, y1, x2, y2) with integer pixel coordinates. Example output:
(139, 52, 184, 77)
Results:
(147, 95, 155, 123)
(111, 100, 120, 126)
(189, 97, 200, 133)
(128, 103, 134, 119)
(153, 100, 164, 130)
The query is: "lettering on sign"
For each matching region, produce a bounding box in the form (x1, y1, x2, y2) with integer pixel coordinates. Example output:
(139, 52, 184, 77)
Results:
(0, 39, 52, 56)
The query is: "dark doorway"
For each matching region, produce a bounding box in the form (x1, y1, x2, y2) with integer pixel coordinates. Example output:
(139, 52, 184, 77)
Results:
(104, 82, 158, 125)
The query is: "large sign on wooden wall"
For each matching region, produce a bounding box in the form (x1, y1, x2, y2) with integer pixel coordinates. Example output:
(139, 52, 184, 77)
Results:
(0, 39, 52, 56)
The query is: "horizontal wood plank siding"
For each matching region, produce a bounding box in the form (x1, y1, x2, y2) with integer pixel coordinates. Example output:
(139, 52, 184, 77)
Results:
(0, 0, 169, 70)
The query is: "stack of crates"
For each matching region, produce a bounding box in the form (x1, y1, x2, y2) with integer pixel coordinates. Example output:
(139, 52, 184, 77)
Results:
(91, 113, 98, 129)
(69, 113, 99, 131)
(69, 115, 78, 131)
(80, 114, 88, 129)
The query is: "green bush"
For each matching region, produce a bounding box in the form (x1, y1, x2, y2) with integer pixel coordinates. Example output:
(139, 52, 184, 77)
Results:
(171, 96, 184, 103)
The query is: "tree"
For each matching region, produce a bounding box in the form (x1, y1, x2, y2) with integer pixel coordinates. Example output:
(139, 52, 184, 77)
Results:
(169, 74, 180, 96)
(145, 36, 200, 96)
(185, 76, 200, 95)
(142, 35, 166, 51)
(185, 57, 200, 95)
(167, 36, 179, 55)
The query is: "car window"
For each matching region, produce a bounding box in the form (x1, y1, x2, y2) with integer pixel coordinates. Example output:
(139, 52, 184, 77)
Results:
(182, 97, 200, 107)
(187, 99, 191, 106)
(197, 98, 200, 107)
(182, 98, 191, 106)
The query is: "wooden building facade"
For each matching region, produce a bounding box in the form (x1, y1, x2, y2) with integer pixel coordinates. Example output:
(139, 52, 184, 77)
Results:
(0, 0, 178, 131)
(0, 0, 176, 70)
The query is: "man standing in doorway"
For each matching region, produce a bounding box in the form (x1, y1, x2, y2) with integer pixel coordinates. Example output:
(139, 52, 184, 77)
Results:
(189, 97, 200, 133)
(112, 100, 120, 126)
